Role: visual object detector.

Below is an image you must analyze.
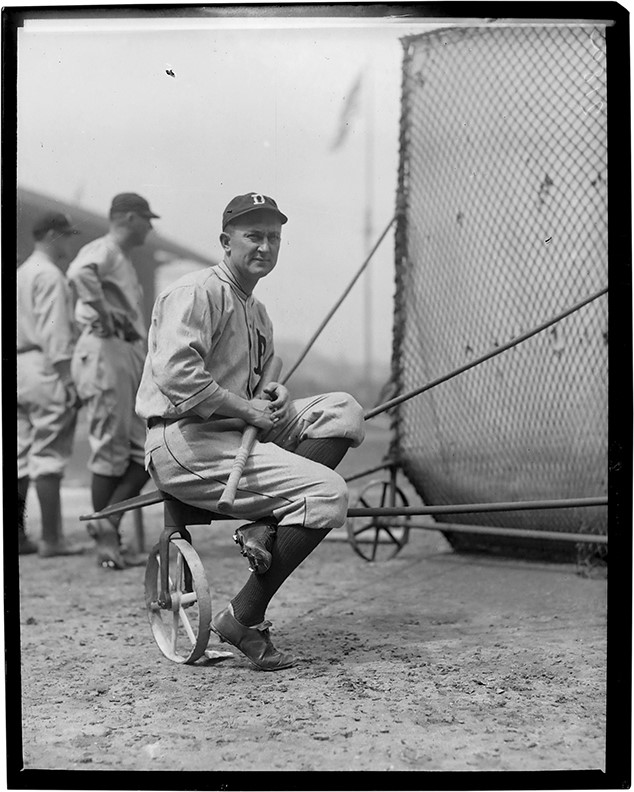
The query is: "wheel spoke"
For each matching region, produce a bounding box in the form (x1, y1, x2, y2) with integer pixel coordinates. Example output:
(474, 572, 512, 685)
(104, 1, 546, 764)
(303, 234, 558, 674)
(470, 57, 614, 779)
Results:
(353, 522, 373, 538)
(179, 608, 197, 645)
(171, 611, 179, 652)
(180, 592, 198, 607)
(175, 552, 184, 594)
(354, 526, 377, 543)
(371, 525, 380, 561)
(382, 525, 403, 547)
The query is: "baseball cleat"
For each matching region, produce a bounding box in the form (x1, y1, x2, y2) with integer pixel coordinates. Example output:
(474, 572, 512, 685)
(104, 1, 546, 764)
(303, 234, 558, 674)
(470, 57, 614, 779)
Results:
(87, 518, 126, 570)
(211, 604, 295, 671)
(233, 519, 277, 574)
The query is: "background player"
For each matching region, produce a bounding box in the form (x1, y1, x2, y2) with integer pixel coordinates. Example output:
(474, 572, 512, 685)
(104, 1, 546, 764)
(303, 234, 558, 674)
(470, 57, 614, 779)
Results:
(136, 192, 365, 670)
(67, 192, 159, 569)
(17, 212, 84, 557)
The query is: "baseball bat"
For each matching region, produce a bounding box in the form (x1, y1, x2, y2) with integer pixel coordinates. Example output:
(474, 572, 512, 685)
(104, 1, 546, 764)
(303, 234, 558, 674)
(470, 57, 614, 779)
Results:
(216, 355, 283, 513)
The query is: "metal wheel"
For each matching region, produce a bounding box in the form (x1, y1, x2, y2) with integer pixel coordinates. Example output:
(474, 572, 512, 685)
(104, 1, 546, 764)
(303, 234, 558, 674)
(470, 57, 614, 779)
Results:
(347, 479, 411, 562)
(144, 537, 212, 664)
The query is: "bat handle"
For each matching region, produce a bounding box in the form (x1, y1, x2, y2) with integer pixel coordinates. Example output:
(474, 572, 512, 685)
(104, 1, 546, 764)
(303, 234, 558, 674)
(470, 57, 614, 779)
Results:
(216, 355, 283, 514)
(216, 427, 258, 513)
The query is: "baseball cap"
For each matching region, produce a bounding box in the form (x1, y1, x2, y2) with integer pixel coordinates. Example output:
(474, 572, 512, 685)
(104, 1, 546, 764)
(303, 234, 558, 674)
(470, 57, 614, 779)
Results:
(222, 193, 288, 229)
(32, 211, 79, 238)
(110, 193, 160, 219)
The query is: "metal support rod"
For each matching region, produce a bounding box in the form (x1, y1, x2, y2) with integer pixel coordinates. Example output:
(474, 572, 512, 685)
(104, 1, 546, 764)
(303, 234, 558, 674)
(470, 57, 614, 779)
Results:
(283, 214, 397, 384)
(347, 496, 607, 517)
(399, 522, 607, 544)
(344, 461, 394, 483)
(82, 494, 607, 535)
(364, 286, 608, 420)
(363, 62, 375, 387)
(133, 509, 145, 553)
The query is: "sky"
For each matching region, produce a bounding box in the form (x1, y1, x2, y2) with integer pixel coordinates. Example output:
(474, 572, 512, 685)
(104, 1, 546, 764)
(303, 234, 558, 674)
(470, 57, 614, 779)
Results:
(16, 9, 444, 369)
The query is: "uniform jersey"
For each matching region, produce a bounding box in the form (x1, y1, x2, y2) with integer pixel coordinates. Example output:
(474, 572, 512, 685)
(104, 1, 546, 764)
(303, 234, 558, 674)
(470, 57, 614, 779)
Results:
(136, 258, 365, 531)
(17, 250, 75, 363)
(67, 234, 147, 477)
(136, 262, 275, 421)
(66, 235, 146, 341)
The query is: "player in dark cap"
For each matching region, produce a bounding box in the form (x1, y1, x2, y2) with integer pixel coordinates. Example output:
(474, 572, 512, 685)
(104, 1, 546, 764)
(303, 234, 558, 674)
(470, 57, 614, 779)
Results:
(67, 192, 159, 569)
(136, 192, 365, 670)
(18, 211, 85, 557)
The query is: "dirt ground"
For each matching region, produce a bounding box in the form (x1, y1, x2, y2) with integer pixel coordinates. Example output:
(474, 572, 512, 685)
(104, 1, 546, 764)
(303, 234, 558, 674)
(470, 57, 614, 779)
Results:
(15, 506, 607, 777)
(12, 423, 610, 782)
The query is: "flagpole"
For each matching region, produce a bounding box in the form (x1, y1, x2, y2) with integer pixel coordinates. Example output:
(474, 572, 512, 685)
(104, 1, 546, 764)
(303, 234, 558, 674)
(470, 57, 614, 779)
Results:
(363, 62, 374, 390)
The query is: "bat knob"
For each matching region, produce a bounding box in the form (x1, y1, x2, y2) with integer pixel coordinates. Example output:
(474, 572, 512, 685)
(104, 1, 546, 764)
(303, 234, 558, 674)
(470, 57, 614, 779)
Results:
(216, 498, 234, 514)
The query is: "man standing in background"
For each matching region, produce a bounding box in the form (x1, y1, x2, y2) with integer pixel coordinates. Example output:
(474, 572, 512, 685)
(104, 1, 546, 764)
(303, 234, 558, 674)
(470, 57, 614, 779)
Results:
(18, 211, 84, 557)
(67, 192, 159, 569)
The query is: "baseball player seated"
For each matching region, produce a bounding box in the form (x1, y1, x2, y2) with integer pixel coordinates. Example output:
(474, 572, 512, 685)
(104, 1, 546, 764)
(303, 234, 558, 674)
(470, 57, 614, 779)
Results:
(136, 193, 365, 671)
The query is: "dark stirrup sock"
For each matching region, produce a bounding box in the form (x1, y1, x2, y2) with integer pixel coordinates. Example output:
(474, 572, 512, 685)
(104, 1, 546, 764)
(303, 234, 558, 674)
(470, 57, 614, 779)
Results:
(18, 476, 29, 534)
(91, 473, 121, 513)
(92, 463, 149, 513)
(106, 462, 150, 529)
(231, 524, 331, 627)
(294, 437, 353, 470)
(18, 475, 29, 502)
(231, 438, 354, 626)
(35, 474, 63, 545)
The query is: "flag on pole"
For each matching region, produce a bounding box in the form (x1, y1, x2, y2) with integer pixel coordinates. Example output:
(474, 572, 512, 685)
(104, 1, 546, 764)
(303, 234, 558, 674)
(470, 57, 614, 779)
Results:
(330, 73, 363, 151)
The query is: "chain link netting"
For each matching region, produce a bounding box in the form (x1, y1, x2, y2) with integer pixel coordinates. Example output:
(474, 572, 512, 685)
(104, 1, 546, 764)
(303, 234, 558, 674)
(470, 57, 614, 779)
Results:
(391, 25, 608, 551)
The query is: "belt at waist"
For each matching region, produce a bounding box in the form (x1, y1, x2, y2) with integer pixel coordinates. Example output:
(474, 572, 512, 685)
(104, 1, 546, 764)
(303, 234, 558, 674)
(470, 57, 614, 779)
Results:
(84, 326, 142, 343)
(17, 345, 42, 354)
(147, 415, 247, 432)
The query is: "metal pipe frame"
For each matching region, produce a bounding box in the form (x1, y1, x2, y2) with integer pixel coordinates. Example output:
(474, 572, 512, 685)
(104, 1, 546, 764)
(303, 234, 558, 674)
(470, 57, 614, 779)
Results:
(397, 521, 607, 545)
(347, 495, 607, 517)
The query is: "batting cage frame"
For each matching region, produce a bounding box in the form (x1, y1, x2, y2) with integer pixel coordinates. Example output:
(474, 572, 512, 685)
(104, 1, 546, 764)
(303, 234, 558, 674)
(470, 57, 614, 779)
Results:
(81, 21, 615, 595)
(343, 21, 610, 564)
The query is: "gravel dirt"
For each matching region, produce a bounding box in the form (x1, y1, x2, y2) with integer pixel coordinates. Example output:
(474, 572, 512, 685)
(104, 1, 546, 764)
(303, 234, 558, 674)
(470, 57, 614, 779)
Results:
(13, 423, 609, 782)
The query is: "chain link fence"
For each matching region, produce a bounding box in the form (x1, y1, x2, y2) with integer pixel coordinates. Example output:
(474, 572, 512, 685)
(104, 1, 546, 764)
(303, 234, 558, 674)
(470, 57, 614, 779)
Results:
(391, 24, 608, 558)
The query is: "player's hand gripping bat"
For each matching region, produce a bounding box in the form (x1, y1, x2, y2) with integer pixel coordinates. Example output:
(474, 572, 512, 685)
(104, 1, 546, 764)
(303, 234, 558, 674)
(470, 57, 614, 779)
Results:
(216, 355, 283, 513)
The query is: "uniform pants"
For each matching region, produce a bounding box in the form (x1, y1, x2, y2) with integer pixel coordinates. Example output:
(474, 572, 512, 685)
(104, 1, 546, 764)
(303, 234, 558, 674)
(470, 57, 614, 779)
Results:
(18, 350, 77, 480)
(145, 392, 365, 530)
(71, 331, 146, 476)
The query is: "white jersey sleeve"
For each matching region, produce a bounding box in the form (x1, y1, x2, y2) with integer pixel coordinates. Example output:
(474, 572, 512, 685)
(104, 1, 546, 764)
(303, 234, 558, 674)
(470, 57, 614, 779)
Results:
(136, 265, 275, 421)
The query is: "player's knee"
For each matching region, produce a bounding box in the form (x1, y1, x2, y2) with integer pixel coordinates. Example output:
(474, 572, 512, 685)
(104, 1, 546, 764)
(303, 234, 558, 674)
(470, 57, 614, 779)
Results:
(309, 470, 349, 530)
(330, 391, 363, 418)
(324, 392, 366, 446)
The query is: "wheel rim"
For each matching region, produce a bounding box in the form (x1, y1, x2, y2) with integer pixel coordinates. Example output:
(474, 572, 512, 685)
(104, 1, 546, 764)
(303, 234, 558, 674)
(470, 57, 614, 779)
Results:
(144, 538, 212, 664)
(346, 479, 411, 562)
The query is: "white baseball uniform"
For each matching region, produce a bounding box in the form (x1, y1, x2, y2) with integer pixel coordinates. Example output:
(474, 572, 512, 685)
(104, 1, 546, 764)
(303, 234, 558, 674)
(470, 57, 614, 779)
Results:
(135, 262, 365, 529)
(67, 235, 147, 476)
(17, 250, 78, 480)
